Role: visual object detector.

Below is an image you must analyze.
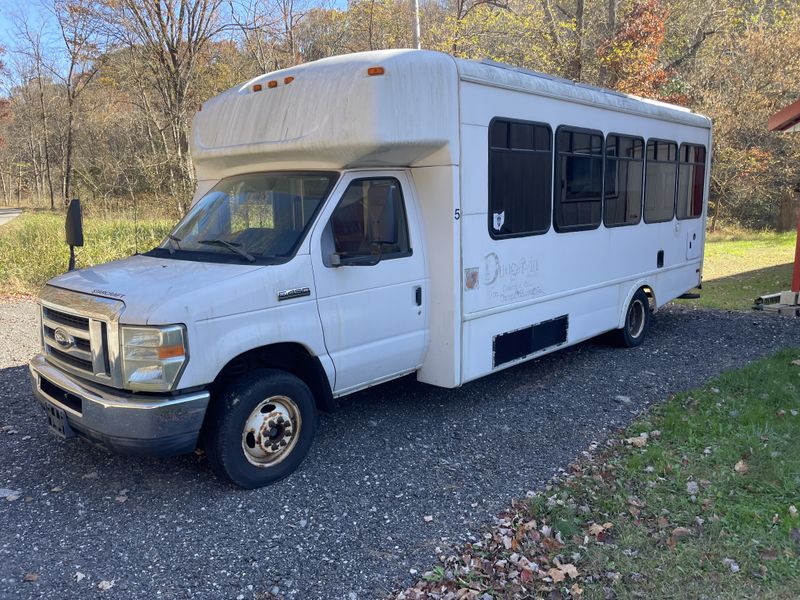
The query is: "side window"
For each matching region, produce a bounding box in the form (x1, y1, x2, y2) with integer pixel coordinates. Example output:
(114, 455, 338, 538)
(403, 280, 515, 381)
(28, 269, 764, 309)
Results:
(488, 118, 552, 238)
(644, 139, 678, 223)
(677, 144, 706, 220)
(328, 177, 411, 261)
(604, 134, 643, 227)
(554, 127, 603, 232)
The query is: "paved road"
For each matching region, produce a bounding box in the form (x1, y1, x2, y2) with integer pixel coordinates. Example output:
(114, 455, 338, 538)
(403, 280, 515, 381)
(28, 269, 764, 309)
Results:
(1, 298, 799, 599)
(0, 209, 22, 227)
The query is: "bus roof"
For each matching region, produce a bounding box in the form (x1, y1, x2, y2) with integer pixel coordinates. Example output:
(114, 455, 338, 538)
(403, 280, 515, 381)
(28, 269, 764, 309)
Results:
(191, 49, 710, 180)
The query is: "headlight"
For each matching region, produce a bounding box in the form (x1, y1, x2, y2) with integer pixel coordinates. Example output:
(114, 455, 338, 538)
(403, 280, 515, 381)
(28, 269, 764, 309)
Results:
(121, 325, 187, 391)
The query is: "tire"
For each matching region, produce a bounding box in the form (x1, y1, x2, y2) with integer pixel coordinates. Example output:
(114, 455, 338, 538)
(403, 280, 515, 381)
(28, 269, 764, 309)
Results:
(613, 289, 651, 348)
(203, 368, 317, 489)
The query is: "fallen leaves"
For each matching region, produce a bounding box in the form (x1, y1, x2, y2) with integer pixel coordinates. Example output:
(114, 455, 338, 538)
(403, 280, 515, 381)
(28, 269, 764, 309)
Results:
(423, 515, 433, 523)
(760, 548, 778, 561)
(789, 505, 798, 519)
(23, 573, 38, 583)
(548, 563, 579, 583)
(624, 434, 648, 448)
(588, 522, 613, 537)
(0, 488, 21, 502)
(734, 460, 749, 474)
(721, 558, 740, 573)
(666, 526, 693, 550)
(98, 580, 115, 591)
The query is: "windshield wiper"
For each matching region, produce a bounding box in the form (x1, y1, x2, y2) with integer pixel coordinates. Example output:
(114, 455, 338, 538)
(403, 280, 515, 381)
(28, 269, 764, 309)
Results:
(199, 238, 256, 262)
(166, 234, 182, 254)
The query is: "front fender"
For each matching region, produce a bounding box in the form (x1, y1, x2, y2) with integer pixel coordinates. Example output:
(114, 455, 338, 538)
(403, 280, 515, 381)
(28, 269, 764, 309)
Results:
(177, 300, 334, 391)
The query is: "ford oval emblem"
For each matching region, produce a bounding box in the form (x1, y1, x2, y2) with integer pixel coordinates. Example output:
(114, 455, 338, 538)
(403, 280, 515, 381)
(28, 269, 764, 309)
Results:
(53, 327, 75, 349)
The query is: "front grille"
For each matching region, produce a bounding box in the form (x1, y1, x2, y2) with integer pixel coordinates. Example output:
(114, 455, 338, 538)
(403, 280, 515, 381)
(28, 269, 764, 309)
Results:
(38, 287, 123, 388)
(41, 304, 109, 380)
(43, 307, 90, 330)
(43, 326, 91, 352)
(48, 347, 94, 371)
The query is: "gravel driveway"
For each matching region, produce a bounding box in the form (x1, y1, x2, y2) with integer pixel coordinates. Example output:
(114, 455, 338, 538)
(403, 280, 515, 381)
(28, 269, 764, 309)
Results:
(1, 298, 799, 599)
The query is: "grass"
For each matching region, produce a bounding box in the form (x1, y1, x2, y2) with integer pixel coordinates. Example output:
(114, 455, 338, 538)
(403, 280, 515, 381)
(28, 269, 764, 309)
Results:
(0, 212, 172, 296)
(0, 213, 796, 309)
(686, 230, 797, 311)
(394, 350, 800, 599)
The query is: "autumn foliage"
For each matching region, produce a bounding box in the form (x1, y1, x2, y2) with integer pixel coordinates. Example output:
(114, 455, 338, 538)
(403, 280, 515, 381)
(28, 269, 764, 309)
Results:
(598, 0, 674, 100)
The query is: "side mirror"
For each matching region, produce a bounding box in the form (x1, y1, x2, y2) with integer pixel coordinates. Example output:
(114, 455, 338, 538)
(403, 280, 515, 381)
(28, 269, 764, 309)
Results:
(65, 198, 84, 271)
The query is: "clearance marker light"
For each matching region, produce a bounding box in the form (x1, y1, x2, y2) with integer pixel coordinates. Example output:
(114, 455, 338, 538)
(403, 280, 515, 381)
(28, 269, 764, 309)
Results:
(252, 83, 263, 92)
(284, 76, 294, 84)
(367, 66, 385, 76)
(267, 80, 278, 88)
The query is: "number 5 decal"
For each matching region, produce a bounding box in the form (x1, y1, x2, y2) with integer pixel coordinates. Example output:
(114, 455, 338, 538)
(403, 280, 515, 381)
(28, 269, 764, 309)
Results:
(454, 208, 461, 221)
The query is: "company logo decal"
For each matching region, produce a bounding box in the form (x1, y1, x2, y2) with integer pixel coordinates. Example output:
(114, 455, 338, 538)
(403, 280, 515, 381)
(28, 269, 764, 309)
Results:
(53, 328, 76, 350)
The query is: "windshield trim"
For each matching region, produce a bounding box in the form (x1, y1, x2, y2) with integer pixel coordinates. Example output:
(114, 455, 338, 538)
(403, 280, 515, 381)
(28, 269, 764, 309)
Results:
(147, 170, 340, 266)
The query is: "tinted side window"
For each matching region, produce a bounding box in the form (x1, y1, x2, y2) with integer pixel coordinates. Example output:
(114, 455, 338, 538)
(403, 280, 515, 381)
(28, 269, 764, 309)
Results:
(554, 127, 603, 232)
(604, 135, 643, 227)
(677, 144, 706, 220)
(644, 140, 677, 223)
(329, 178, 410, 260)
(489, 119, 552, 237)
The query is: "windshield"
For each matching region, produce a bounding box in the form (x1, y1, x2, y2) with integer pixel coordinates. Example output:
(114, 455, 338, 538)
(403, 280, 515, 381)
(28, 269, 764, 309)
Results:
(152, 171, 338, 264)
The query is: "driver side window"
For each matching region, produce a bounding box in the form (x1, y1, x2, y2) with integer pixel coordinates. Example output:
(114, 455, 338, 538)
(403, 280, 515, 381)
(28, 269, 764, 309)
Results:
(328, 177, 411, 260)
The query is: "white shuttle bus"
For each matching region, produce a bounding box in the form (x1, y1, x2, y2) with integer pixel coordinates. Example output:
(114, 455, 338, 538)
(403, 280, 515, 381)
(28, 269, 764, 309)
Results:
(29, 50, 711, 487)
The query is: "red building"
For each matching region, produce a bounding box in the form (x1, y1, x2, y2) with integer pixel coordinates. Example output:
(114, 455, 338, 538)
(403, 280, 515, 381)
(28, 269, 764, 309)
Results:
(769, 98, 800, 296)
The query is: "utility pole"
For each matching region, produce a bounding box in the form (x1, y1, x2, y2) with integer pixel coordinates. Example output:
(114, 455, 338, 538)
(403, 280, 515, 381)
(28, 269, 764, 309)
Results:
(411, 0, 421, 49)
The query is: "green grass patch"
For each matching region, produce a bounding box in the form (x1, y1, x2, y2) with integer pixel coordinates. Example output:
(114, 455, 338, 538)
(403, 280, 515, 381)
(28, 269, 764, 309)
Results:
(394, 350, 800, 599)
(685, 231, 796, 311)
(573, 349, 800, 599)
(0, 213, 172, 296)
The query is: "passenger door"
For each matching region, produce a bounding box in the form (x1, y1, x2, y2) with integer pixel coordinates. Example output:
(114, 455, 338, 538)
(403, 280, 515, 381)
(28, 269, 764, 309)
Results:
(310, 172, 429, 394)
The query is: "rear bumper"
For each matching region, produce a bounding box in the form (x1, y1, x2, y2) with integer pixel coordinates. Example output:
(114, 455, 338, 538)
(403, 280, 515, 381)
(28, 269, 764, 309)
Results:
(29, 354, 209, 456)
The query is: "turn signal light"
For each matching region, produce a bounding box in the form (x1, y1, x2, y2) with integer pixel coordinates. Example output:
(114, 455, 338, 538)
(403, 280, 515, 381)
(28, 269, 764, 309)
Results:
(158, 345, 186, 360)
(367, 66, 385, 76)
(267, 80, 278, 88)
(284, 76, 294, 84)
(252, 83, 263, 92)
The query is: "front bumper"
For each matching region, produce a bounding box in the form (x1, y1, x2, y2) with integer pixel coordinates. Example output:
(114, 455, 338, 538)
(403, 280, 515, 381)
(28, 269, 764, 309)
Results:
(29, 354, 209, 456)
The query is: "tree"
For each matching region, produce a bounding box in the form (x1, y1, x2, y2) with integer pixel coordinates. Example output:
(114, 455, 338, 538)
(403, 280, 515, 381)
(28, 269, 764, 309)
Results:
(51, 0, 109, 206)
(103, 0, 225, 212)
(597, 0, 672, 99)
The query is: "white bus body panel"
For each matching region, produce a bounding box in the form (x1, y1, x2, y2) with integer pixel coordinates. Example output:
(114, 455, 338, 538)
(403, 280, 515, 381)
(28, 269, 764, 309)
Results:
(184, 49, 712, 393)
(457, 80, 710, 383)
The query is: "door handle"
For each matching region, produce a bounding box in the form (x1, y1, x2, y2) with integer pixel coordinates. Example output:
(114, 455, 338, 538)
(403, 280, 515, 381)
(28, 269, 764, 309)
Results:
(414, 286, 422, 306)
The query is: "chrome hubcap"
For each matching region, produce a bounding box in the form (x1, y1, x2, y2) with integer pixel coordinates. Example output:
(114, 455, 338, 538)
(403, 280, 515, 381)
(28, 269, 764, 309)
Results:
(627, 299, 646, 339)
(241, 396, 301, 467)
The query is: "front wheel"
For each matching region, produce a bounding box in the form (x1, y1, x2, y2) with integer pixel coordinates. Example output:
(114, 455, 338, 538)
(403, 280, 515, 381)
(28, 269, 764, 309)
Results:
(204, 368, 317, 488)
(613, 289, 651, 348)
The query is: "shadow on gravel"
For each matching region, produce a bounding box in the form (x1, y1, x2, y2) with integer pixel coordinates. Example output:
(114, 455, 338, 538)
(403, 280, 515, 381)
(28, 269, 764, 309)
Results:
(0, 337, 602, 489)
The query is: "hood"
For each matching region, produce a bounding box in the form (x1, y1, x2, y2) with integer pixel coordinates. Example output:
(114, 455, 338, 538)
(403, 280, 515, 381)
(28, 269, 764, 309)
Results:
(48, 254, 266, 325)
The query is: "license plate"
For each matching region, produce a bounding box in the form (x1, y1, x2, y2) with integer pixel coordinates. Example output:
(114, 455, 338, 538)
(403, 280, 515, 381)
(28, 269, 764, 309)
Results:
(44, 403, 76, 439)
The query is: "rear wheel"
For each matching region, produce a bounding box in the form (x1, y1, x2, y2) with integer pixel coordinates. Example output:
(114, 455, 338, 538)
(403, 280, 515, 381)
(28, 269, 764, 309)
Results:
(613, 289, 651, 348)
(204, 368, 317, 488)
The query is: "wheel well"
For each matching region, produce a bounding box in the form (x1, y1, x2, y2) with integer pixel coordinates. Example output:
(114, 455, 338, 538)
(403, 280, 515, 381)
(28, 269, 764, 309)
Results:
(641, 285, 656, 310)
(212, 343, 335, 412)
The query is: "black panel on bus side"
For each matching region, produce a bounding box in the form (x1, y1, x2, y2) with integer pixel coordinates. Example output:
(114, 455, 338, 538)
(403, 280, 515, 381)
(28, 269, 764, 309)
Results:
(493, 315, 569, 367)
